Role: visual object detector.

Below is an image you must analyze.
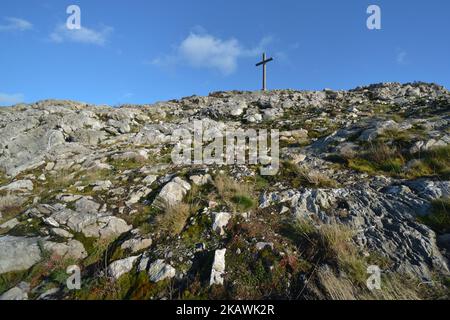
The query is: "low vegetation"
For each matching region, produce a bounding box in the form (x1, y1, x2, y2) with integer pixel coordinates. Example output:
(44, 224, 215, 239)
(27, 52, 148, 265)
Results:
(155, 202, 192, 237)
(277, 161, 338, 189)
(418, 197, 450, 234)
(0, 194, 24, 224)
(333, 141, 450, 180)
(283, 218, 430, 300)
(214, 174, 256, 212)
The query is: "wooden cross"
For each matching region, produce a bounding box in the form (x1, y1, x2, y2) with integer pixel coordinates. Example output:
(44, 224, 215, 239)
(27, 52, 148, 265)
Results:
(255, 53, 273, 91)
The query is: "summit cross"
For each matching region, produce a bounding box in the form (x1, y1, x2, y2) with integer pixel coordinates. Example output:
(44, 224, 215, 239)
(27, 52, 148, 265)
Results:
(255, 53, 274, 91)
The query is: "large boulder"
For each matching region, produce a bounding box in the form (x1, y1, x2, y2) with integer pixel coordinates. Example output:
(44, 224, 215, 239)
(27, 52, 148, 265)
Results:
(154, 177, 191, 207)
(0, 236, 42, 274)
(107, 256, 139, 280)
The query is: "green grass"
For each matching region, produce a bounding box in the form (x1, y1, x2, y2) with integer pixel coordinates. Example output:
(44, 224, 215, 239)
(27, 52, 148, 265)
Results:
(182, 211, 212, 246)
(418, 198, 450, 234)
(226, 242, 294, 299)
(344, 143, 450, 179)
(0, 171, 9, 186)
(231, 195, 255, 211)
(418, 146, 450, 179)
(214, 174, 257, 213)
(71, 271, 174, 300)
(0, 270, 28, 295)
(75, 235, 116, 267)
(275, 161, 338, 189)
(252, 174, 270, 191)
(284, 219, 368, 286)
(109, 157, 147, 171)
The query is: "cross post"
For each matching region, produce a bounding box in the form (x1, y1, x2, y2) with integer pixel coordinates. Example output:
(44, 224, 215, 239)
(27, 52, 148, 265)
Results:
(255, 53, 273, 91)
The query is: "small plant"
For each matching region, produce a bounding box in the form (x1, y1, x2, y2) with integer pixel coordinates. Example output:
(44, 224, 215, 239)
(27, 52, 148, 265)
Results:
(346, 142, 405, 176)
(0, 194, 24, 224)
(155, 202, 192, 237)
(277, 161, 338, 189)
(108, 156, 148, 171)
(214, 174, 256, 212)
(81, 236, 116, 268)
(418, 197, 450, 234)
(231, 195, 255, 211)
(286, 219, 367, 286)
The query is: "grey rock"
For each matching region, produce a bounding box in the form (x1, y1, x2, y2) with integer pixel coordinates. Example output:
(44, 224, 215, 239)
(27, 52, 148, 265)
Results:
(108, 256, 139, 280)
(120, 238, 152, 253)
(0, 218, 20, 230)
(51, 208, 131, 239)
(0, 282, 30, 300)
(126, 187, 152, 206)
(0, 180, 33, 192)
(212, 212, 231, 236)
(50, 228, 73, 238)
(256, 242, 274, 251)
(154, 177, 191, 207)
(266, 185, 450, 280)
(75, 197, 101, 214)
(148, 259, 176, 282)
(0, 236, 42, 274)
(189, 174, 212, 186)
(210, 249, 226, 286)
(43, 239, 87, 260)
(91, 180, 113, 192)
(38, 288, 60, 300)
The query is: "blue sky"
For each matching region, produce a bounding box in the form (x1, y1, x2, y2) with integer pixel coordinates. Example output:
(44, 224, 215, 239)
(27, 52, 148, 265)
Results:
(0, 0, 449, 105)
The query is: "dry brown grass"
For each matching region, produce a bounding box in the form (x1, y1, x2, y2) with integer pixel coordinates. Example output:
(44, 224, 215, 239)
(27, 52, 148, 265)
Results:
(0, 194, 25, 223)
(155, 202, 191, 237)
(301, 168, 338, 188)
(294, 219, 427, 300)
(316, 266, 358, 300)
(280, 161, 338, 189)
(214, 174, 256, 212)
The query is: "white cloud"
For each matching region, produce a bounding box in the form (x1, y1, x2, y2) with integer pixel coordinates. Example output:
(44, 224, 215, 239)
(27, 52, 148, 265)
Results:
(0, 17, 33, 32)
(49, 24, 113, 46)
(0, 93, 24, 105)
(151, 30, 273, 75)
(396, 50, 407, 65)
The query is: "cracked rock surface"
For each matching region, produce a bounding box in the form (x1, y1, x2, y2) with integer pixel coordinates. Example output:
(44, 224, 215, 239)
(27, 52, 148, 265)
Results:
(0, 82, 449, 300)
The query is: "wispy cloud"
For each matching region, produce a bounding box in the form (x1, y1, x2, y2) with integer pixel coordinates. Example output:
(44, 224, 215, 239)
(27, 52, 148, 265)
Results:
(396, 49, 408, 65)
(151, 29, 273, 75)
(0, 92, 24, 106)
(49, 24, 113, 46)
(0, 17, 33, 32)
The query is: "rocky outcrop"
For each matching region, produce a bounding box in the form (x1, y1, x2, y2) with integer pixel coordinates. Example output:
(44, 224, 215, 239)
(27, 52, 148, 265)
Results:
(260, 180, 450, 280)
(0, 82, 449, 299)
(0, 236, 43, 274)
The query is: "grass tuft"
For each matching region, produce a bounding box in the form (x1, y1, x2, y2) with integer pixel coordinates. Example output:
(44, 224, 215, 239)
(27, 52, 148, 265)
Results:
(214, 174, 256, 212)
(418, 197, 450, 234)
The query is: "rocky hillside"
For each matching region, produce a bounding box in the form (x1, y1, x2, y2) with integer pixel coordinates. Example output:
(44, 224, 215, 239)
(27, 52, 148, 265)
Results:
(0, 82, 449, 300)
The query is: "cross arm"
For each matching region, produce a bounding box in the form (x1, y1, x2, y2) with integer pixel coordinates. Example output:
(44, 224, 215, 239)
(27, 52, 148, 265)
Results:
(255, 57, 273, 67)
